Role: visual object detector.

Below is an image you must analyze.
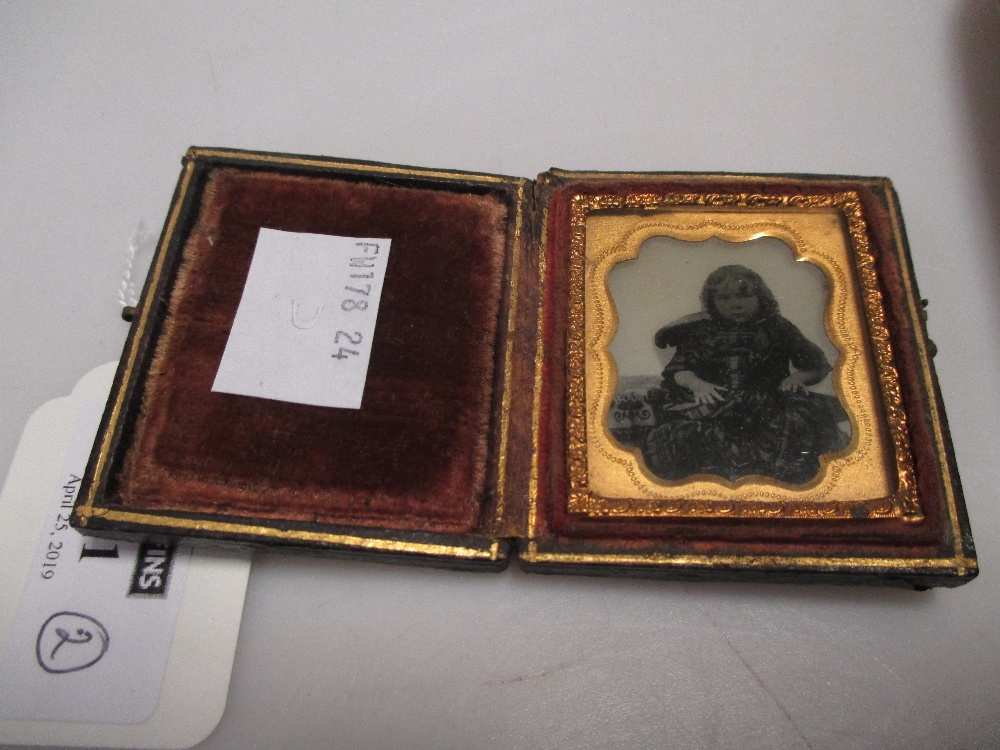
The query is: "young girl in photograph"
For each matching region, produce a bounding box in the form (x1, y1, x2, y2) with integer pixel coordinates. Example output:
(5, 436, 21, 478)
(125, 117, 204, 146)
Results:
(641, 264, 849, 484)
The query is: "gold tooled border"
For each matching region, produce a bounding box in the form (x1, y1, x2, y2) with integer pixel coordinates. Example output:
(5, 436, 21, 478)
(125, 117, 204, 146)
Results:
(527, 209, 549, 541)
(519, 543, 975, 576)
(87, 507, 504, 561)
(74, 148, 524, 563)
(493, 181, 527, 526)
(565, 191, 920, 521)
(884, 194, 968, 562)
(188, 148, 515, 184)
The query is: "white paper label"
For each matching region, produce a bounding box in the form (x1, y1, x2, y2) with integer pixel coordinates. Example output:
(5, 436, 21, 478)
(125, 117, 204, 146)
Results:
(0, 398, 191, 724)
(212, 229, 392, 410)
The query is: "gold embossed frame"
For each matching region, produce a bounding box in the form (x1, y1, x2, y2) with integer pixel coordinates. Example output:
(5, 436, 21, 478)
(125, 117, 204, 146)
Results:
(567, 191, 921, 521)
(522, 171, 975, 586)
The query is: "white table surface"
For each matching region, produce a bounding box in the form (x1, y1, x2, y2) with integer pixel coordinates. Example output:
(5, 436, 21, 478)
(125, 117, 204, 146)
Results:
(2, 2, 998, 748)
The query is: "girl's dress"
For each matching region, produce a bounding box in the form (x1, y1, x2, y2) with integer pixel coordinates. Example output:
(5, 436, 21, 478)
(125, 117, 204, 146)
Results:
(642, 312, 849, 484)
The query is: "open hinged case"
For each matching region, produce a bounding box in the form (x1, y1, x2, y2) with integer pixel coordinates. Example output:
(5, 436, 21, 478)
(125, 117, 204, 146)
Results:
(72, 148, 977, 587)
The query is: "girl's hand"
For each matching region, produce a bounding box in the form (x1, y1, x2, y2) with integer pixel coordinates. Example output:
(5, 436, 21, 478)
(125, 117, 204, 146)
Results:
(780, 372, 810, 392)
(675, 371, 728, 404)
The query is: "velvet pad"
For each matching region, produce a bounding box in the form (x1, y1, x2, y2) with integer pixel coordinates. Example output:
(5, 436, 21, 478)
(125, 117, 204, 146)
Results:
(117, 168, 508, 534)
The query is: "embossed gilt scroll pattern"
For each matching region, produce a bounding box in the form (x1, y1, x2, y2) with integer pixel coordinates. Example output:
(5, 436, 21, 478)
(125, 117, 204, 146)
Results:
(565, 191, 922, 521)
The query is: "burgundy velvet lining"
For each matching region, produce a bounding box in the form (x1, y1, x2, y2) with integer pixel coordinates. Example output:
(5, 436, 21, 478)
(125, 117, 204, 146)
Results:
(117, 168, 508, 534)
(534, 177, 957, 560)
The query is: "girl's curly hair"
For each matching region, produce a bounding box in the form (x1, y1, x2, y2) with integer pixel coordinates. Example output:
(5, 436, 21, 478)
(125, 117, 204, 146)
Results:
(700, 265, 779, 320)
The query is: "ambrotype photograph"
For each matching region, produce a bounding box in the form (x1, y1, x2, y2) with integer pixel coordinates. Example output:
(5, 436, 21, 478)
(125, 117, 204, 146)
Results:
(607, 236, 850, 485)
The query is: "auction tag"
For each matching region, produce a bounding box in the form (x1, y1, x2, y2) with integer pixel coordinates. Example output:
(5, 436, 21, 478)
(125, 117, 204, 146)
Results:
(0, 363, 251, 748)
(0, 398, 190, 724)
(212, 229, 392, 409)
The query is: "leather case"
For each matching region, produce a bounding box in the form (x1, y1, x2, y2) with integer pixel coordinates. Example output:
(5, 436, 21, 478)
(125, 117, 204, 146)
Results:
(71, 148, 977, 587)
